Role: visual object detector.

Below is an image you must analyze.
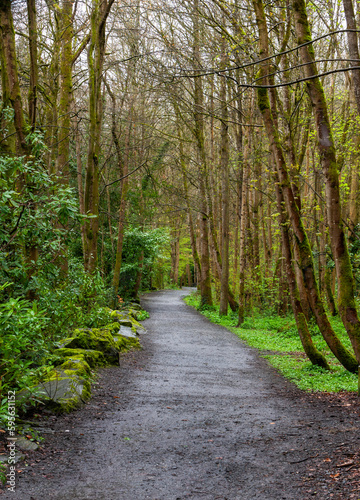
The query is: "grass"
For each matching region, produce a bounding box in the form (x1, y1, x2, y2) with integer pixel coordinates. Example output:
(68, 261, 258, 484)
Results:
(184, 292, 358, 393)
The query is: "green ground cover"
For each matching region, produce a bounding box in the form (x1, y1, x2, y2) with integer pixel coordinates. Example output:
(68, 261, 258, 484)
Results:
(184, 292, 358, 393)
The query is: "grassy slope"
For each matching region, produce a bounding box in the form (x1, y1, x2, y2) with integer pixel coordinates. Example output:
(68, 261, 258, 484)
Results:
(184, 293, 358, 393)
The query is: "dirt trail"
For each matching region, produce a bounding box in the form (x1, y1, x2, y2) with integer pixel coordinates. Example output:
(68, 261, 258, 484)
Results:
(3, 289, 360, 499)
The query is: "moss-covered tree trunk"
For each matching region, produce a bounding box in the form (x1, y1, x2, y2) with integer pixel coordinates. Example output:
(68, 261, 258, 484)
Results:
(252, 0, 357, 372)
(56, 0, 73, 184)
(193, 0, 212, 307)
(274, 169, 329, 369)
(237, 128, 249, 326)
(219, 29, 230, 316)
(292, 0, 360, 364)
(27, 0, 38, 131)
(343, 0, 360, 115)
(0, 0, 27, 154)
(84, 0, 114, 274)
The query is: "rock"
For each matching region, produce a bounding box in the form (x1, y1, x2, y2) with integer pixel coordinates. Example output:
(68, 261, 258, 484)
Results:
(17, 370, 91, 413)
(0, 452, 25, 464)
(59, 327, 119, 364)
(118, 325, 137, 338)
(15, 436, 39, 451)
(55, 348, 107, 368)
(59, 357, 91, 377)
(128, 302, 143, 311)
(112, 333, 141, 351)
(110, 310, 133, 327)
(118, 318, 134, 328)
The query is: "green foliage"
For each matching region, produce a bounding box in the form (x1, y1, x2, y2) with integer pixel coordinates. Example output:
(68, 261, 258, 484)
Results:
(0, 143, 84, 297)
(0, 261, 115, 427)
(184, 292, 357, 393)
(0, 284, 54, 426)
(0, 462, 6, 485)
(134, 310, 150, 321)
(119, 227, 170, 297)
(34, 259, 113, 335)
(264, 356, 357, 392)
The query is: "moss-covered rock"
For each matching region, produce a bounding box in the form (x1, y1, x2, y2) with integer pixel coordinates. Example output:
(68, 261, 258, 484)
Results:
(55, 348, 107, 367)
(110, 310, 133, 327)
(17, 369, 91, 414)
(60, 328, 119, 364)
(113, 333, 141, 352)
(128, 315, 146, 334)
(59, 357, 91, 377)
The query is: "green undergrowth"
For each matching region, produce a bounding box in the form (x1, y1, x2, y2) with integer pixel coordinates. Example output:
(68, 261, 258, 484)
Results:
(184, 292, 358, 393)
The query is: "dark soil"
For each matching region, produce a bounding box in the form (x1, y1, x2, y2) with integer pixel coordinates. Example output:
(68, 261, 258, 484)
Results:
(1, 288, 360, 499)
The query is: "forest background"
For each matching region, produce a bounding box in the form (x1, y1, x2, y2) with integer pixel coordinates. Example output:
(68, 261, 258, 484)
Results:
(2, 0, 360, 421)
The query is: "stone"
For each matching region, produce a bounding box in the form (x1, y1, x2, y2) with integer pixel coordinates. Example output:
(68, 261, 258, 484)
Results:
(15, 436, 39, 451)
(59, 327, 119, 364)
(128, 302, 143, 311)
(17, 370, 91, 413)
(0, 452, 25, 464)
(59, 357, 91, 377)
(118, 325, 137, 338)
(112, 333, 141, 352)
(55, 348, 107, 368)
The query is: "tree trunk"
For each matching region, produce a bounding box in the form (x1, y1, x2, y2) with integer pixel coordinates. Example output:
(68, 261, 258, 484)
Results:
(219, 29, 230, 316)
(0, 0, 27, 154)
(292, 0, 360, 364)
(84, 0, 114, 274)
(343, 0, 360, 115)
(252, 0, 358, 372)
(274, 169, 329, 368)
(193, 0, 212, 307)
(27, 0, 38, 131)
(237, 128, 250, 325)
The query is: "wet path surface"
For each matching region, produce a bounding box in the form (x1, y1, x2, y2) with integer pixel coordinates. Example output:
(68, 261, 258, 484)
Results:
(6, 289, 360, 499)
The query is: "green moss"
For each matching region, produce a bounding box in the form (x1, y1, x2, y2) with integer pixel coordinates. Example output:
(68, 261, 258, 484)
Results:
(55, 348, 107, 367)
(60, 327, 119, 363)
(257, 86, 270, 113)
(59, 357, 91, 377)
(113, 334, 141, 352)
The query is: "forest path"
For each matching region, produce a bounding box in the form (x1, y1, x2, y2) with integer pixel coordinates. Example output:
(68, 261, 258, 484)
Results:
(6, 289, 360, 499)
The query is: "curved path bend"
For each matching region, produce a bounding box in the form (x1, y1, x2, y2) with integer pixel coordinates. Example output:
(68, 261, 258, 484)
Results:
(6, 289, 360, 500)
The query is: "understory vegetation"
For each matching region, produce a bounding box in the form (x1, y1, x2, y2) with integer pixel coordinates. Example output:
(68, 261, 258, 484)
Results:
(184, 293, 358, 393)
(3, 0, 360, 429)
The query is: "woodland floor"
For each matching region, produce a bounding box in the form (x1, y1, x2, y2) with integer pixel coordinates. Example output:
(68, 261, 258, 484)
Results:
(1, 288, 360, 500)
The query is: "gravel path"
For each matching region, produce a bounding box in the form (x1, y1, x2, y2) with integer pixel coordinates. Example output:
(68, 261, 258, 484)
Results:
(3, 288, 360, 499)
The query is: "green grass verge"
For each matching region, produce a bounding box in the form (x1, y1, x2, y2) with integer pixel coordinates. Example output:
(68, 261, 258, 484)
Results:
(184, 292, 358, 393)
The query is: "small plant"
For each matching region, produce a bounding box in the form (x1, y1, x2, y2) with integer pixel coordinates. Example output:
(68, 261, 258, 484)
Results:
(0, 462, 6, 485)
(135, 310, 150, 321)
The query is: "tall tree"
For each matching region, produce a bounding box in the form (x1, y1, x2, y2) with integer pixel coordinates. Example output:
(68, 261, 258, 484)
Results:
(83, 0, 115, 273)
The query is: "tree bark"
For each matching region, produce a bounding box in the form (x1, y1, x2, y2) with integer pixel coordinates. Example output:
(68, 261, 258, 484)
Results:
(193, 0, 212, 307)
(27, 0, 38, 131)
(292, 0, 360, 364)
(219, 29, 230, 316)
(252, 0, 358, 372)
(84, 0, 115, 274)
(343, 0, 360, 115)
(0, 0, 27, 154)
